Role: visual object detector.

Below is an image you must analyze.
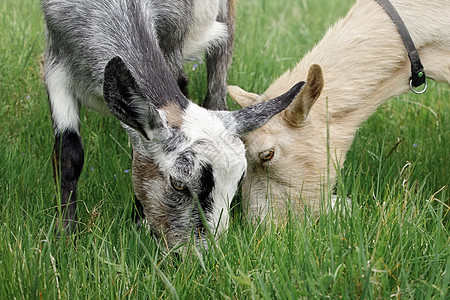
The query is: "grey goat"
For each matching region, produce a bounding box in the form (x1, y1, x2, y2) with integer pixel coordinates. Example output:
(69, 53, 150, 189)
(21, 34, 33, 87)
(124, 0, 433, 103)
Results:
(41, 0, 305, 248)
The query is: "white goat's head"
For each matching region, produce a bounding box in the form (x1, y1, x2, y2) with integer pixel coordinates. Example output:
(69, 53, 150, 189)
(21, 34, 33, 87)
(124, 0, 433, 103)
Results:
(103, 57, 306, 249)
(228, 64, 325, 220)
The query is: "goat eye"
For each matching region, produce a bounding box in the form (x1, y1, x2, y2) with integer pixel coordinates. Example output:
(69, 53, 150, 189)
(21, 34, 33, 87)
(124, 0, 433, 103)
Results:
(259, 149, 274, 162)
(170, 176, 187, 191)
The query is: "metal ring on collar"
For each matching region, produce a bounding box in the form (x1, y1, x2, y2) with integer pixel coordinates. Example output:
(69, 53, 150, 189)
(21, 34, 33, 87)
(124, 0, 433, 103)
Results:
(410, 78, 427, 94)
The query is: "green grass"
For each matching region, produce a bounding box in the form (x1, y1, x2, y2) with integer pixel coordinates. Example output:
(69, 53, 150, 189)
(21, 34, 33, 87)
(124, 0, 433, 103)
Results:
(1, 0, 448, 298)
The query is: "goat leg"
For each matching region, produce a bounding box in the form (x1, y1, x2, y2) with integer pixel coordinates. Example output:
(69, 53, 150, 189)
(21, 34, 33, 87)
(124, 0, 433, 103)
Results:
(52, 130, 84, 234)
(203, 0, 235, 110)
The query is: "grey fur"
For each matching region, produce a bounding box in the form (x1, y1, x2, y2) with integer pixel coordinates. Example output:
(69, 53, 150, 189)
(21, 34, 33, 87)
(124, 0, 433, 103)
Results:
(42, 0, 225, 111)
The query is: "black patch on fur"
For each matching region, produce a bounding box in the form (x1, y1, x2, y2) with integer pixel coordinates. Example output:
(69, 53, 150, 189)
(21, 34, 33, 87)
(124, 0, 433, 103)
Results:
(197, 163, 215, 214)
(52, 130, 85, 233)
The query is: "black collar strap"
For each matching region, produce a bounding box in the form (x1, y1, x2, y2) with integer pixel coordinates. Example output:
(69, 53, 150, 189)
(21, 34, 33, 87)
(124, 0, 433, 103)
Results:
(375, 0, 427, 94)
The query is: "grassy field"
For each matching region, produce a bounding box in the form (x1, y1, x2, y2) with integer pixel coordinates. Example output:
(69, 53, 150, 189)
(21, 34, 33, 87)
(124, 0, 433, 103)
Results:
(1, 0, 448, 298)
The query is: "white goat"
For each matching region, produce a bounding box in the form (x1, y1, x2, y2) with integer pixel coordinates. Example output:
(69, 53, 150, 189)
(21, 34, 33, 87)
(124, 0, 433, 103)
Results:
(228, 0, 450, 219)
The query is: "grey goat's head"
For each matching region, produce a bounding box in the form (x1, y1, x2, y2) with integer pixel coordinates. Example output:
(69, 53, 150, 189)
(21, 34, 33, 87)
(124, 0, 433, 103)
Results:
(103, 57, 306, 250)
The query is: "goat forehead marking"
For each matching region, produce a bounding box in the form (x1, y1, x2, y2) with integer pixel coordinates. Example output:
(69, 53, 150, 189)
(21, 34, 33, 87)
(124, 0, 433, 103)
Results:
(161, 101, 185, 128)
(181, 103, 246, 158)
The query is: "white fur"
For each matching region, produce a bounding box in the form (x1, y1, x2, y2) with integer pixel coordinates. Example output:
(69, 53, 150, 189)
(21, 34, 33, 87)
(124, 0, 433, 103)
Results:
(46, 65, 80, 133)
(183, 0, 228, 59)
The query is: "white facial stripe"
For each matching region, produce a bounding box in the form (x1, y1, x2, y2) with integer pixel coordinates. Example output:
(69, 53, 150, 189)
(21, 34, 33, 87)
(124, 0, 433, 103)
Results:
(46, 65, 80, 133)
(182, 103, 247, 234)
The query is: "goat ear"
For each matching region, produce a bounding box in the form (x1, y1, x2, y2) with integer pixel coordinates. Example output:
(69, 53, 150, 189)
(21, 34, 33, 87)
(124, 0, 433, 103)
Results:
(231, 81, 306, 136)
(103, 56, 165, 140)
(284, 64, 324, 126)
(227, 85, 263, 108)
